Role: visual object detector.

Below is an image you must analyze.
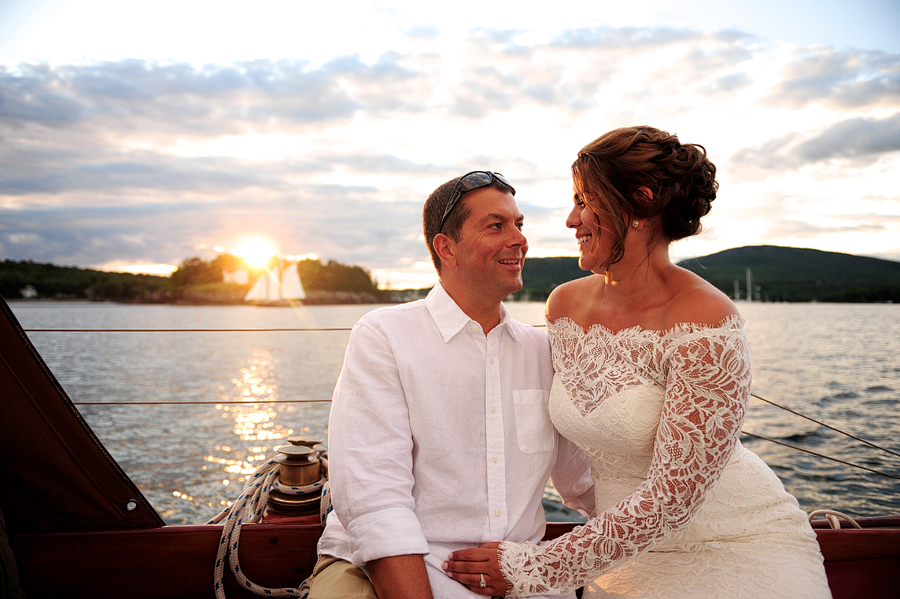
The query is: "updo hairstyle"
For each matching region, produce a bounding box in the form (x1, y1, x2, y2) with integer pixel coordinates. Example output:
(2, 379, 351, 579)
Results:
(572, 126, 718, 272)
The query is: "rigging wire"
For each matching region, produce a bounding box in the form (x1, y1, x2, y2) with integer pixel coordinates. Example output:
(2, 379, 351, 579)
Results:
(26, 326, 900, 480)
(740, 432, 900, 480)
(24, 325, 547, 332)
(73, 399, 330, 405)
(24, 327, 354, 332)
(751, 393, 900, 459)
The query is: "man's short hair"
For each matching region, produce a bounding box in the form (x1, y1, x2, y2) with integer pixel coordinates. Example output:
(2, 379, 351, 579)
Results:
(423, 174, 515, 272)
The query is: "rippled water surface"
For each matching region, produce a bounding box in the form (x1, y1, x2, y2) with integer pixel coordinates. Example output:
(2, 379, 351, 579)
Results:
(9, 301, 899, 524)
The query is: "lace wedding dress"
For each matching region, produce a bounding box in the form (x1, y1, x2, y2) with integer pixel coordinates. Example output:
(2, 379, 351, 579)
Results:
(499, 316, 831, 598)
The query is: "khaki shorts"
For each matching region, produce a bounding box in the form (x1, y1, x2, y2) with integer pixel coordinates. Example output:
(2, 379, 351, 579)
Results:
(307, 555, 377, 599)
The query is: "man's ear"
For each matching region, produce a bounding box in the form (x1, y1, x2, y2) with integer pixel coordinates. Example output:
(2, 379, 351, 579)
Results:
(433, 233, 459, 270)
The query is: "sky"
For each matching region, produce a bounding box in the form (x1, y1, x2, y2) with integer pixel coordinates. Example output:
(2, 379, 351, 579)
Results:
(1, 0, 899, 289)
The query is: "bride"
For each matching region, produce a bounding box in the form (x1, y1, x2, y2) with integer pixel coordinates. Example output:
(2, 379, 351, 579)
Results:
(443, 126, 832, 598)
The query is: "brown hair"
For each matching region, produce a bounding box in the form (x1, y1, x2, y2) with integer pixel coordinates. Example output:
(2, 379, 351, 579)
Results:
(572, 126, 718, 272)
(423, 174, 515, 271)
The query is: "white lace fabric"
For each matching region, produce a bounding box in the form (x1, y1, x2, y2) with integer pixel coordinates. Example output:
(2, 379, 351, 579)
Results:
(499, 316, 753, 596)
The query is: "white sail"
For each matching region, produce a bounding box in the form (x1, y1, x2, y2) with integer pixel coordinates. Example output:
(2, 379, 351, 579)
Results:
(244, 262, 305, 303)
(245, 269, 281, 302)
(281, 262, 306, 300)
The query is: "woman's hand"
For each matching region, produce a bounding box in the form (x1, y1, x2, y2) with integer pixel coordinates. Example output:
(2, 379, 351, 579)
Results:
(442, 542, 511, 596)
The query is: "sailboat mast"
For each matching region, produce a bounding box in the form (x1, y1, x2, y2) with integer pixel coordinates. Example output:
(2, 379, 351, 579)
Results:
(746, 268, 752, 302)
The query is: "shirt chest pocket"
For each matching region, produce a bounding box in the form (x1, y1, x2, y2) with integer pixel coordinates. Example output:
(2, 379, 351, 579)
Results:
(513, 389, 556, 453)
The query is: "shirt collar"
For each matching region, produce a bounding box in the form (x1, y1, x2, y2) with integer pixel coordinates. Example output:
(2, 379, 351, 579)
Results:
(425, 282, 522, 345)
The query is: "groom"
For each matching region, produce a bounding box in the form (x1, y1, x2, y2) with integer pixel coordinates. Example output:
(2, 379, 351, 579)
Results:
(308, 171, 594, 599)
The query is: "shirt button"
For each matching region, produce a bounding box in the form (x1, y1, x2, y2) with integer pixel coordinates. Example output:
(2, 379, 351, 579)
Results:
(490, 405, 496, 413)
(489, 357, 495, 365)
(494, 508, 502, 516)
(492, 455, 499, 463)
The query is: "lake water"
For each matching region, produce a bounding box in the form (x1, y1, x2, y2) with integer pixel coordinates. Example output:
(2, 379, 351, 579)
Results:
(8, 300, 900, 524)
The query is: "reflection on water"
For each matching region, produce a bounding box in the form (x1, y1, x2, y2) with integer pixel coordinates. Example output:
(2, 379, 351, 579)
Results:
(198, 350, 297, 511)
(9, 301, 900, 524)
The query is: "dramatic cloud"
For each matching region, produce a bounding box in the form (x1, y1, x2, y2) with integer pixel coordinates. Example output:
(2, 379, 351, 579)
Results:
(730, 113, 900, 173)
(767, 49, 900, 110)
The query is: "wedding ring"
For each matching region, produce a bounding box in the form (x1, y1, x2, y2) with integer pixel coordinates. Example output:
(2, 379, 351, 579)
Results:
(479, 573, 486, 588)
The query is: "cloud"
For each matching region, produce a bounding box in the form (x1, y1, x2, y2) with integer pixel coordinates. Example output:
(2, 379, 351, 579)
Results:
(729, 112, 900, 174)
(0, 187, 430, 273)
(766, 48, 900, 109)
(0, 55, 430, 134)
(2, 22, 900, 279)
(766, 218, 887, 239)
(0, 151, 288, 196)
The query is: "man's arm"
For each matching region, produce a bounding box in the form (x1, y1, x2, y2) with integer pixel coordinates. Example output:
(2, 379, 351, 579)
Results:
(329, 319, 432, 594)
(551, 434, 596, 517)
(368, 554, 435, 599)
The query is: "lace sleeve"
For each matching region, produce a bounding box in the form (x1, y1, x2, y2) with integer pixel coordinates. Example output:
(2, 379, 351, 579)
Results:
(498, 325, 752, 596)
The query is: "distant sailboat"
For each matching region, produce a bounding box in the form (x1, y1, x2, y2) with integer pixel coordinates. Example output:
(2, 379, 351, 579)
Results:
(245, 261, 306, 305)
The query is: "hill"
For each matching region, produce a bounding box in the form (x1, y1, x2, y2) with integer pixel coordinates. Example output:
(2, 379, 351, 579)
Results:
(516, 256, 592, 300)
(515, 246, 900, 303)
(677, 246, 900, 302)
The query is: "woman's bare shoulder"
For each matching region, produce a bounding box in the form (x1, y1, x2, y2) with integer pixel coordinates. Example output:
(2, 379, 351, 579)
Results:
(546, 275, 601, 322)
(667, 268, 740, 326)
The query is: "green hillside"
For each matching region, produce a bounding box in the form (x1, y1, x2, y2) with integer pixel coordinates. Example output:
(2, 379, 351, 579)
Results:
(677, 246, 900, 302)
(516, 256, 593, 300)
(515, 246, 900, 303)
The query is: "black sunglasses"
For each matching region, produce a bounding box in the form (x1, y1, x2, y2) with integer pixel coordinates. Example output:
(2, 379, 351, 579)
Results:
(438, 171, 515, 233)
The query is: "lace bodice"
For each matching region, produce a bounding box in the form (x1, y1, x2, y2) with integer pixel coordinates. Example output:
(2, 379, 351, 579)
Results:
(499, 316, 752, 596)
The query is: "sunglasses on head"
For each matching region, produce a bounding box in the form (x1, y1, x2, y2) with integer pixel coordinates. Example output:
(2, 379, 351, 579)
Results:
(438, 171, 515, 233)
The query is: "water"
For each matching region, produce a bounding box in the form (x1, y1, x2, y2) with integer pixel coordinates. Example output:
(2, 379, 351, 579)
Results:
(8, 301, 900, 524)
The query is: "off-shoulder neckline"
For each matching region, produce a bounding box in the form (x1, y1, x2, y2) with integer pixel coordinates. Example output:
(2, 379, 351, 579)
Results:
(547, 314, 745, 337)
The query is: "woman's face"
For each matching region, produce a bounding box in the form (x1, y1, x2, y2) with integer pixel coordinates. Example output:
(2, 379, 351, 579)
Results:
(566, 189, 615, 273)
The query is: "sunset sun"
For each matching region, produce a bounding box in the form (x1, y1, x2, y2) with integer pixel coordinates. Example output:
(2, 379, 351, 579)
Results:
(232, 239, 278, 268)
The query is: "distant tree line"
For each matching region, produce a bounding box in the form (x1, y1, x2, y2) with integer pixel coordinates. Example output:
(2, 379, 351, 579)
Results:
(1, 255, 384, 303)
(0, 260, 169, 302)
(3, 246, 898, 304)
(171, 255, 382, 296)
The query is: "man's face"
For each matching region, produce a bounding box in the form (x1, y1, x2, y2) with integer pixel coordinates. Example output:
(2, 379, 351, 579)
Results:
(452, 187, 528, 301)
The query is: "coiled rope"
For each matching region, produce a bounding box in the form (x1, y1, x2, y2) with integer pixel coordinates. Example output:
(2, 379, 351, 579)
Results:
(206, 456, 331, 599)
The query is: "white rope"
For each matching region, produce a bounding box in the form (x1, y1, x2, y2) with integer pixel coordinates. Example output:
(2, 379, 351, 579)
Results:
(207, 457, 332, 599)
(808, 509, 862, 530)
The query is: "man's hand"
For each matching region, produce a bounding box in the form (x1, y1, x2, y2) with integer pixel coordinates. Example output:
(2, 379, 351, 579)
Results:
(442, 542, 510, 596)
(368, 554, 435, 599)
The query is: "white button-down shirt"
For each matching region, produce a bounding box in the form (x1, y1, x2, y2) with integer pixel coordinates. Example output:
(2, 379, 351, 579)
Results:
(319, 283, 594, 598)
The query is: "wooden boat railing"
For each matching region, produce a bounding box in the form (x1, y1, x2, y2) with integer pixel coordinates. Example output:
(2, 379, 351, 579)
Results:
(9, 516, 900, 599)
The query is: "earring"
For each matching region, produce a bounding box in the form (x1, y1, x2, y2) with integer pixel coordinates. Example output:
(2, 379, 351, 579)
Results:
(632, 220, 640, 228)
